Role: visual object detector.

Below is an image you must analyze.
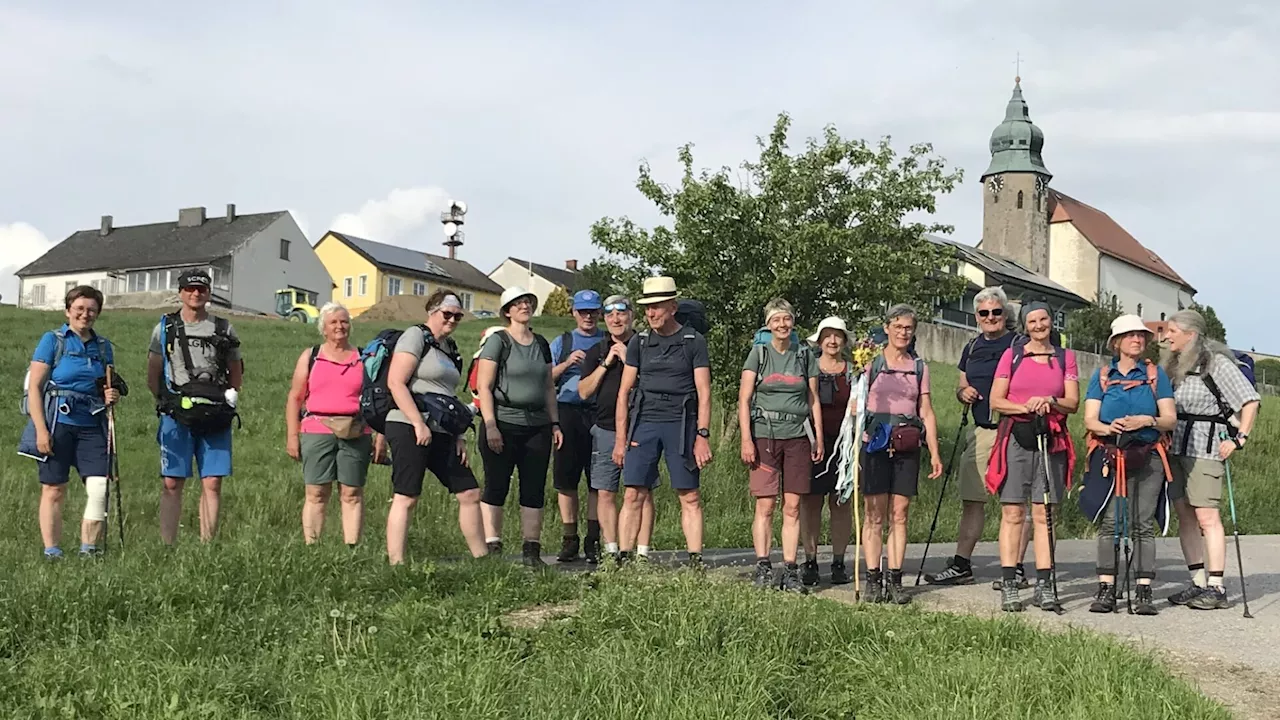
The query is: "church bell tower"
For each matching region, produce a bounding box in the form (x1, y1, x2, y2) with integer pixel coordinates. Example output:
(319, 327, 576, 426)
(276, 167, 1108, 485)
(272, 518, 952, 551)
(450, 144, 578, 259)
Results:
(980, 77, 1052, 277)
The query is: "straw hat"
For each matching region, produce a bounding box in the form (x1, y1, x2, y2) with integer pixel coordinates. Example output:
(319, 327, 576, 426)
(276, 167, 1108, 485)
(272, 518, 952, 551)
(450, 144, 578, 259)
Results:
(636, 276, 679, 305)
(808, 316, 851, 345)
(1108, 314, 1153, 343)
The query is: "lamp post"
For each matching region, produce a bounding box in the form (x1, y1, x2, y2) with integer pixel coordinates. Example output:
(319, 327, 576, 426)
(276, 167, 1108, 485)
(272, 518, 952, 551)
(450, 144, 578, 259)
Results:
(441, 200, 467, 260)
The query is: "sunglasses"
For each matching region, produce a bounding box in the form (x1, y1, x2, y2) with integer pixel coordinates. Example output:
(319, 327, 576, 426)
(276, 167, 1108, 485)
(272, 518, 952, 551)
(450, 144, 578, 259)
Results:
(604, 303, 631, 313)
(181, 285, 209, 293)
(977, 308, 1004, 318)
(440, 311, 464, 322)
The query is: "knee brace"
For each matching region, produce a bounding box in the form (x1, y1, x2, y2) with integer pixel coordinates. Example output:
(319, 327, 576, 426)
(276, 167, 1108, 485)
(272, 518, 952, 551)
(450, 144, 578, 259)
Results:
(84, 476, 108, 521)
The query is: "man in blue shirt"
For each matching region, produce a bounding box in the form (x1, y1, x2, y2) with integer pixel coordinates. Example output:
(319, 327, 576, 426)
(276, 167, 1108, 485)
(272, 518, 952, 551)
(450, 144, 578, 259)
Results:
(549, 289, 606, 562)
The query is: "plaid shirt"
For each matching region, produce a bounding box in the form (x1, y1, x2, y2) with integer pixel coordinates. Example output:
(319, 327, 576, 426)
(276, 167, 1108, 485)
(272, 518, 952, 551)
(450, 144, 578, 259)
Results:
(1172, 354, 1261, 460)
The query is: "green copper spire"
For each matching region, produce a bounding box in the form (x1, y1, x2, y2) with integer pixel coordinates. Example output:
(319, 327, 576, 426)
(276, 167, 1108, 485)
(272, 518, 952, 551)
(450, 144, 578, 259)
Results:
(981, 78, 1051, 180)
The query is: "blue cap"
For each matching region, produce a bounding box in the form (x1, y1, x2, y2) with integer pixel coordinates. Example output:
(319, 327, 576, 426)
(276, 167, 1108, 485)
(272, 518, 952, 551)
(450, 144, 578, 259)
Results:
(572, 289, 602, 311)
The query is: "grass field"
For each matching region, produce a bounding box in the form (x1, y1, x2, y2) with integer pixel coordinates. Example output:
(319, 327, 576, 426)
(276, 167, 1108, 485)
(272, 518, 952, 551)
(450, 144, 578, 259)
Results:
(0, 305, 1250, 717)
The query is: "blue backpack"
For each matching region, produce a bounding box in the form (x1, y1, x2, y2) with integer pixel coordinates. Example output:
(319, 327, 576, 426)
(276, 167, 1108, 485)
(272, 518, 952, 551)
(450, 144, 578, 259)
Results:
(1233, 351, 1257, 388)
(357, 325, 465, 435)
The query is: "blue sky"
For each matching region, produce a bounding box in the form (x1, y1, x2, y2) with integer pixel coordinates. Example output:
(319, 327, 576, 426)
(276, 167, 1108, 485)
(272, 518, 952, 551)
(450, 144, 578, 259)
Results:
(2, 1, 1275, 350)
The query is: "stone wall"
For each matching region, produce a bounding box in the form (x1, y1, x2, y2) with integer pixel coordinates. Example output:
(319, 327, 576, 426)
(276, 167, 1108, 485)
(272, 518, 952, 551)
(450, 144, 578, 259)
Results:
(915, 320, 1108, 382)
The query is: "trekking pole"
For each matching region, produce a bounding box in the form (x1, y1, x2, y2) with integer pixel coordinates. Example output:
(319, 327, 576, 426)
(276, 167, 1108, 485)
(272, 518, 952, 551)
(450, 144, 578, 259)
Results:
(105, 366, 125, 551)
(1037, 429, 1063, 614)
(915, 406, 969, 586)
(1118, 450, 1133, 614)
(1221, 432, 1253, 619)
(852, 438, 863, 602)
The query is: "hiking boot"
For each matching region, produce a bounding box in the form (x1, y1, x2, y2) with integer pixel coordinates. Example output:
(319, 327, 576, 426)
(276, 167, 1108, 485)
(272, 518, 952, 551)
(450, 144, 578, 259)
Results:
(583, 536, 600, 565)
(1089, 582, 1117, 613)
(1001, 584, 1024, 612)
(801, 559, 820, 587)
(43, 547, 63, 561)
(779, 564, 808, 594)
(1168, 583, 1207, 606)
(885, 571, 911, 605)
(1187, 585, 1230, 611)
(522, 541, 546, 568)
(687, 552, 705, 572)
(926, 560, 974, 586)
(991, 566, 1028, 591)
(1032, 581, 1062, 613)
(1134, 585, 1160, 616)
(557, 535, 580, 563)
(485, 540, 504, 556)
(865, 569, 886, 603)
(830, 560, 851, 585)
(752, 561, 773, 589)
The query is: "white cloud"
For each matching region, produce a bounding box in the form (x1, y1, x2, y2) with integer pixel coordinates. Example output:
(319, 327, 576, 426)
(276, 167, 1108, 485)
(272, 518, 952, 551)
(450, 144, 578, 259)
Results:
(0, 221, 53, 304)
(329, 187, 453, 243)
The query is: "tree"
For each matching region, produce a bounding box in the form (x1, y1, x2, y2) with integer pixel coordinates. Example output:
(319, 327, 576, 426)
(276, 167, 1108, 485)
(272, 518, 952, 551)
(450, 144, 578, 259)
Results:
(1255, 358, 1280, 386)
(1189, 301, 1228, 345)
(571, 258, 646, 298)
(1066, 292, 1124, 355)
(543, 287, 572, 317)
(589, 112, 968, 407)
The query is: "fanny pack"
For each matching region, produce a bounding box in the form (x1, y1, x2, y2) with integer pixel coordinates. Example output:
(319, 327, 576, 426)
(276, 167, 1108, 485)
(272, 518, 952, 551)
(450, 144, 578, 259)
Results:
(319, 415, 366, 439)
(889, 424, 922, 453)
(417, 393, 475, 436)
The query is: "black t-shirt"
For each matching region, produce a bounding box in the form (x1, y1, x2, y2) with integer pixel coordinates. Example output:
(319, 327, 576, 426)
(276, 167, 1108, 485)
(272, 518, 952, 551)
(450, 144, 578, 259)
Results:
(958, 332, 1017, 428)
(580, 336, 628, 431)
(625, 324, 711, 423)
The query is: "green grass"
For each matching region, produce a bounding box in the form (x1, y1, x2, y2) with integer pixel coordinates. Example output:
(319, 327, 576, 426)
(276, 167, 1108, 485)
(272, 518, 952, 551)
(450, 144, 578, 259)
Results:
(0, 306, 1245, 717)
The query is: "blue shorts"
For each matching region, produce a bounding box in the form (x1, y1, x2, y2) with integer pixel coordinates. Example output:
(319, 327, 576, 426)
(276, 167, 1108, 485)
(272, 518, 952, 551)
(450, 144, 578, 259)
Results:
(38, 423, 110, 486)
(158, 415, 233, 479)
(622, 420, 700, 491)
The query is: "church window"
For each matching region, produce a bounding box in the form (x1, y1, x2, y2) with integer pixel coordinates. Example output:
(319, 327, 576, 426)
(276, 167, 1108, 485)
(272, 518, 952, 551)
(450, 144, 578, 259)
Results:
(1017, 190, 1024, 209)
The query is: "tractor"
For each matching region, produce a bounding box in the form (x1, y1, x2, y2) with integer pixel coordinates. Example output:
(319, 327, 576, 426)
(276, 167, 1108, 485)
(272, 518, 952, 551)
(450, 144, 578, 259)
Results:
(275, 287, 320, 323)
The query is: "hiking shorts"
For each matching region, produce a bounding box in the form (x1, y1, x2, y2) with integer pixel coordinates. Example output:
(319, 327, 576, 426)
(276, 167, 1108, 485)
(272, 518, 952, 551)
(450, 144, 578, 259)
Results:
(958, 425, 998, 503)
(750, 437, 812, 497)
(300, 432, 372, 487)
(1169, 456, 1224, 509)
(998, 440, 1067, 505)
(384, 422, 479, 497)
(553, 404, 593, 493)
(158, 415, 233, 479)
(589, 425, 623, 493)
(810, 433, 841, 496)
(623, 420, 700, 491)
(859, 448, 919, 498)
(37, 423, 109, 486)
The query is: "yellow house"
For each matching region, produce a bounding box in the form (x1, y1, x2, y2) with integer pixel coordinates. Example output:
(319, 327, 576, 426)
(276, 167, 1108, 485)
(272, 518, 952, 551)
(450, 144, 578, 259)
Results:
(313, 231, 503, 317)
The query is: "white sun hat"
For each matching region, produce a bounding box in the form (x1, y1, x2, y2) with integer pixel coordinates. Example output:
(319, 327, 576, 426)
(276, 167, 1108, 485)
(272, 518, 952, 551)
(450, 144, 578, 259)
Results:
(1108, 314, 1153, 343)
(808, 316, 851, 344)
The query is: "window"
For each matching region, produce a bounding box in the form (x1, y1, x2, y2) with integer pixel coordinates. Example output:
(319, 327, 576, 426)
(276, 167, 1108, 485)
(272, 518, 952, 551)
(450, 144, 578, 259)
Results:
(65, 281, 77, 294)
(461, 292, 473, 310)
(149, 270, 165, 291)
(413, 281, 426, 296)
(279, 239, 291, 261)
(344, 277, 353, 298)
(387, 277, 402, 296)
(1016, 190, 1024, 209)
(31, 284, 46, 306)
(358, 275, 367, 296)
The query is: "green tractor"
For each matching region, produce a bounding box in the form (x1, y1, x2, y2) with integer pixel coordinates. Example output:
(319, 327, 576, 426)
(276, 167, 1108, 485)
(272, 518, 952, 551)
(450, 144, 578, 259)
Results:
(275, 287, 320, 323)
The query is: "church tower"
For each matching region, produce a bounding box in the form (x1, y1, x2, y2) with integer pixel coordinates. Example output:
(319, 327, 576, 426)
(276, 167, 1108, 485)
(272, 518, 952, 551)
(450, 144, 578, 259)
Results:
(980, 77, 1052, 276)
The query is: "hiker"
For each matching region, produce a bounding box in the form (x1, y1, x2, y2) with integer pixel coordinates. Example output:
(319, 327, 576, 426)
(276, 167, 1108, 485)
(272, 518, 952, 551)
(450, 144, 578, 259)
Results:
(548, 289, 606, 563)
(925, 287, 1033, 590)
(475, 286, 563, 567)
(613, 276, 713, 568)
(740, 298, 823, 592)
(1163, 309, 1261, 610)
(859, 304, 943, 603)
(1080, 314, 1177, 615)
(578, 295, 656, 563)
(21, 285, 125, 559)
(381, 290, 488, 564)
(803, 316, 855, 587)
(285, 302, 375, 547)
(147, 268, 243, 546)
(985, 301, 1079, 612)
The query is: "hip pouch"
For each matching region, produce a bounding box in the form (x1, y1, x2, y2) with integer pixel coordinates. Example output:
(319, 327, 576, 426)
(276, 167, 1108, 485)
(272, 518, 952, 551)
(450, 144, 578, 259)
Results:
(889, 423, 922, 453)
(320, 416, 366, 439)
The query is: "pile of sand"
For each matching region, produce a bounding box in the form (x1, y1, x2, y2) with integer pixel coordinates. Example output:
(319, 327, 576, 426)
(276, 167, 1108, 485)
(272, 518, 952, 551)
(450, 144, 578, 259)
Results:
(356, 295, 434, 324)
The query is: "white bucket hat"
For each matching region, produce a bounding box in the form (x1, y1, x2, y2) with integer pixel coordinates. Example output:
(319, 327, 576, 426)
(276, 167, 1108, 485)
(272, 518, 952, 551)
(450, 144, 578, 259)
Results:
(499, 286, 537, 313)
(808, 316, 851, 344)
(1108, 314, 1153, 343)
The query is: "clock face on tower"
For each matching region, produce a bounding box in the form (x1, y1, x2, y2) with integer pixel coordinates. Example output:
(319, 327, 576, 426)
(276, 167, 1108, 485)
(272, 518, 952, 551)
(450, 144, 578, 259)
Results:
(988, 176, 1004, 194)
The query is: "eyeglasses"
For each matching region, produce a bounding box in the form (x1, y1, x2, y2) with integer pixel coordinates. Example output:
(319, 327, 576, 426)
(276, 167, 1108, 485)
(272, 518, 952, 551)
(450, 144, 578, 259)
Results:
(604, 303, 630, 313)
(181, 286, 209, 293)
(440, 311, 464, 322)
(977, 308, 1004, 318)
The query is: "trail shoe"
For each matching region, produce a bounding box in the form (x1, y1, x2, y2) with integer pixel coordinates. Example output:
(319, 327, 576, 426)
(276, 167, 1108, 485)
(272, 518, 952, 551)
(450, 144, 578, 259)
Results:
(687, 552, 706, 572)
(1001, 584, 1024, 612)
(583, 536, 600, 565)
(830, 560, 851, 585)
(43, 547, 64, 561)
(1032, 582, 1062, 613)
(485, 540, 504, 556)
(1134, 584, 1160, 616)
(780, 564, 808, 594)
(522, 541, 546, 568)
(1089, 582, 1117, 613)
(991, 565, 1028, 591)
(865, 569, 886, 603)
(1168, 583, 1207, 606)
(752, 561, 773, 589)
(557, 535, 580, 563)
(1187, 585, 1230, 611)
(885, 570, 911, 605)
(926, 559, 974, 586)
(801, 559, 820, 587)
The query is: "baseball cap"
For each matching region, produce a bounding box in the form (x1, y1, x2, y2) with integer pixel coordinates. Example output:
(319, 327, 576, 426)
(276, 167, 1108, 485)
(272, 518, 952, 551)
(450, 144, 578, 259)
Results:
(572, 289, 603, 311)
(177, 268, 212, 289)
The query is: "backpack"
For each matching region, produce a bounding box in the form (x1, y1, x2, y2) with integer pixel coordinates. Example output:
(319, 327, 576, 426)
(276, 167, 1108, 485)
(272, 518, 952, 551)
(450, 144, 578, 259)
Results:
(675, 299, 710, 335)
(866, 354, 926, 416)
(20, 330, 113, 415)
(461, 329, 552, 410)
(357, 324, 464, 435)
(747, 337, 815, 419)
(1007, 341, 1067, 379)
(158, 312, 241, 436)
(553, 330, 603, 391)
(1233, 351, 1257, 388)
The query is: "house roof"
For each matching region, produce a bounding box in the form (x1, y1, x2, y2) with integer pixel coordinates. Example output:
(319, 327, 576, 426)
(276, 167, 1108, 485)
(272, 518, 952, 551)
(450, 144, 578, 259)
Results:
(927, 234, 1088, 307)
(1048, 190, 1194, 292)
(327, 232, 503, 295)
(17, 211, 286, 277)
(502, 257, 578, 289)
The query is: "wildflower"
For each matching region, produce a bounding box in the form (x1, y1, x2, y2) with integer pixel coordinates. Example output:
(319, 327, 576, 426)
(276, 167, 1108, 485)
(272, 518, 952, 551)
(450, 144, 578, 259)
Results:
(329, 609, 342, 618)
(367, 626, 378, 635)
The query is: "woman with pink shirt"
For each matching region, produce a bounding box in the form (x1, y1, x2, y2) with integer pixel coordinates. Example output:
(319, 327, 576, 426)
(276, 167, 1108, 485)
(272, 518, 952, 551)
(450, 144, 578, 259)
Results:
(985, 301, 1079, 613)
(286, 302, 377, 546)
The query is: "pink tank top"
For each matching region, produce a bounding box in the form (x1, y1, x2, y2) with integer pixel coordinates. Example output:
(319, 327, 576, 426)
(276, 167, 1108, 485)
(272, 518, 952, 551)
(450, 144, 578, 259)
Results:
(301, 349, 370, 434)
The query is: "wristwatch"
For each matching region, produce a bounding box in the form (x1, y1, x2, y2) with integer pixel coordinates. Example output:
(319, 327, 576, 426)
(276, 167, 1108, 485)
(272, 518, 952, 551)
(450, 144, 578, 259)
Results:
(696, 428, 710, 439)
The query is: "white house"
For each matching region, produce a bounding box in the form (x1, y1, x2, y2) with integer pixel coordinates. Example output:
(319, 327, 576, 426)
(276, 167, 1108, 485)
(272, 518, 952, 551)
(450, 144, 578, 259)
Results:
(488, 257, 582, 316)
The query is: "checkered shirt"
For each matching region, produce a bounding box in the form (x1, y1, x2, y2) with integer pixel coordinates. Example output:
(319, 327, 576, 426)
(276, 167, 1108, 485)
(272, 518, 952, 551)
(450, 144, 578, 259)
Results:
(1172, 354, 1261, 460)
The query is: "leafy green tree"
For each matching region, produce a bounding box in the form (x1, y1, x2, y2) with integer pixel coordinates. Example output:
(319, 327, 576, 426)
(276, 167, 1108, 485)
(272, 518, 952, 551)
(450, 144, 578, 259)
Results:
(543, 287, 572, 317)
(1189, 301, 1228, 344)
(1066, 292, 1124, 355)
(1255, 359, 1280, 386)
(589, 112, 967, 406)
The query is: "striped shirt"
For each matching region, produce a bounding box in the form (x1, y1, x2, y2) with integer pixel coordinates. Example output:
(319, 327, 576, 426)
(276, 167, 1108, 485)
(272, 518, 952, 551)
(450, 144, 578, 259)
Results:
(1172, 354, 1261, 460)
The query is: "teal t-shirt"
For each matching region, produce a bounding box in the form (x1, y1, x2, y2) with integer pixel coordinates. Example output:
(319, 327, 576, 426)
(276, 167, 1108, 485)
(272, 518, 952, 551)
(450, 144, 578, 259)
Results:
(745, 343, 818, 440)
(479, 331, 552, 427)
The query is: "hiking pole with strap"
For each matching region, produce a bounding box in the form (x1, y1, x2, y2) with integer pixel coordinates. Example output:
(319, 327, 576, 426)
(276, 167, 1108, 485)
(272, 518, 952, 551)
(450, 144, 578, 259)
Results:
(915, 406, 969, 586)
(1116, 447, 1134, 614)
(105, 366, 125, 551)
(1221, 431, 1253, 619)
(1036, 421, 1063, 614)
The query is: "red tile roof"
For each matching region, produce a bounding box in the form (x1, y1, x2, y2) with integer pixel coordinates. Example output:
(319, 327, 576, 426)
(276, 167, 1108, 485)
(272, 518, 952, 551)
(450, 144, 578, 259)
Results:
(1049, 190, 1194, 292)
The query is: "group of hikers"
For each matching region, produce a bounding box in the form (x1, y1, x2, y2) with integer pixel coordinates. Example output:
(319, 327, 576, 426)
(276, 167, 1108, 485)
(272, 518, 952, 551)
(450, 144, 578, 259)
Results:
(20, 270, 1262, 615)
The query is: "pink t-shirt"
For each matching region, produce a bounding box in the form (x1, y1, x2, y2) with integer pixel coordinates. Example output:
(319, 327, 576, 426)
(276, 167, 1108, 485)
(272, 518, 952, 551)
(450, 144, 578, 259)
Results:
(993, 347, 1078, 406)
(865, 356, 931, 416)
(301, 349, 371, 435)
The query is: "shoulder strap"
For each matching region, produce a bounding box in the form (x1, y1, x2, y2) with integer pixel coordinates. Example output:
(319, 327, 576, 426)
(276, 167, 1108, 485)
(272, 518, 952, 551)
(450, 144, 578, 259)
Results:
(536, 334, 553, 364)
(308, 345, 321, 373)
(557, 332, 573, 365)
(867, 354, 887, 390)
(51, 332, 67, 367)
(1009, 343, 1027, 378)
(172, 313, 198, 382)
(914, 357, 925, 413)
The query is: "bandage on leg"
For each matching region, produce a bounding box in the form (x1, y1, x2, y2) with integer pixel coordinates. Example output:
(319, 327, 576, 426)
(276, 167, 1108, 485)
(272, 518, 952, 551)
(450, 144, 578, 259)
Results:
(84, 476, 109, 522)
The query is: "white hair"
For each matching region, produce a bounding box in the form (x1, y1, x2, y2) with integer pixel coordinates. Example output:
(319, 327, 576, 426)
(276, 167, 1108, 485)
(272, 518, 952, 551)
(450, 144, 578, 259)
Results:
(318, 302, 350, 334)
(973, 286, 1008, 312)
(1163, 309, 1236, 387)
(886, 303, 917, 327)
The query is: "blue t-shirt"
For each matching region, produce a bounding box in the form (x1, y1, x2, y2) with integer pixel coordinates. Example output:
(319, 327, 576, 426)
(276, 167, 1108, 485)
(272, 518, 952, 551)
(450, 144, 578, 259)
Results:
(958, 332, 1016, 428)
(31, 325, 114, 426)
(550, 328, 605, 405)
(1085, 359, 1174, 445)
